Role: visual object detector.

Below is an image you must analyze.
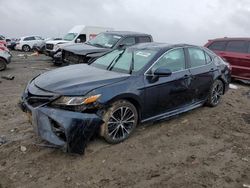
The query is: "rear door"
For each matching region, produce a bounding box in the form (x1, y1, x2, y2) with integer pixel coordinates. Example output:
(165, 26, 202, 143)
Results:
(186, 47, 215, 102)
(223, 40, 250, 79)
(207, 40, 227, 57)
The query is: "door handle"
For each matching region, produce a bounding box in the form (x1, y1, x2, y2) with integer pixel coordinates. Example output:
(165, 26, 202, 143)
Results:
(183, 74, 190, 78)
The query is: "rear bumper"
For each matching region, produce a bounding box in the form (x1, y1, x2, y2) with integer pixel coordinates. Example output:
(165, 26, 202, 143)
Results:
(20, 98, 104, 154)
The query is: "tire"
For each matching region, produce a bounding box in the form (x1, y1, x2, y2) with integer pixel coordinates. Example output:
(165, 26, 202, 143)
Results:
(101, 100, 138, 144)
(206, 80, 224, 107)
(0, 58, 7, 71)
(22, 45, 30, 52)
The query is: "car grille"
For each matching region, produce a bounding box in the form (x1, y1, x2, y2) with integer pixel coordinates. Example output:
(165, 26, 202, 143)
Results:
(46, 44, 54, 50)
(26, 92, 55, 108)
(63, 50, 86, 64)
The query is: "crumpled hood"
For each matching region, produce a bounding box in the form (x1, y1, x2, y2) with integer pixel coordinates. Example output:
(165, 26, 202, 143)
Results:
(63, 43, 110, 55)
(33, 64, 129, 95)
(46, 40, 70, 45)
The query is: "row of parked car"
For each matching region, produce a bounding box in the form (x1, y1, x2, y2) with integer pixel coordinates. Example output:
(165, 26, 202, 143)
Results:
(2, 25, 249, 81)
(18, 26, 235, 154)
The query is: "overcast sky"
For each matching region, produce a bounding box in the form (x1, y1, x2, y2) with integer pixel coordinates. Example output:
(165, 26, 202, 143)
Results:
(0, 0, 250, 45)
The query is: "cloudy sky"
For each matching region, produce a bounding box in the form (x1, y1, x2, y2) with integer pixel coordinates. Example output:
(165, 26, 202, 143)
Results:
(0, 0, 250, 45)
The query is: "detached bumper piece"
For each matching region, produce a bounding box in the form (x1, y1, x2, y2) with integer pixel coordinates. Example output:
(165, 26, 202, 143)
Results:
(21, 102, 103, 154)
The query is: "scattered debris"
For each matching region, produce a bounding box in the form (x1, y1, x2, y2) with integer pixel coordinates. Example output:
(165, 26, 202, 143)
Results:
(30, 67, 51, 71)
(242, 158, 249, 162)
(102, 159, 106, 164)
(0, 135, 7, 145)
(186, 155, 197, 163)
(181, 119, 188, 124)
(242, 114, 250, 124)
(20, 145, 27, 152)
(17, 52, 39, 59)
(64, 176, 72, 183)
(1, 75, 15, 80)
(243, 184, 250, 188)
(229, 84, 238, 90)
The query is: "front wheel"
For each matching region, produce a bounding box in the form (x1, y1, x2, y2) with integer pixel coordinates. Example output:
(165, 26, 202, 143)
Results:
(22, 45, 30, 52)
(206, 80, 224, 107)
(101, 100, 138, 144)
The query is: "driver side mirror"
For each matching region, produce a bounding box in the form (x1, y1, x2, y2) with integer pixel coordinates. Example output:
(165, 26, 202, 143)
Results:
(76, 38, 81, 43)
(153, 67, 172, 77)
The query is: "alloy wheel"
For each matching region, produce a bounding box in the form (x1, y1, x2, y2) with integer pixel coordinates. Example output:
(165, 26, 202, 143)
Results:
(107, 106, 136, 141)
(211, 82, 224, 105)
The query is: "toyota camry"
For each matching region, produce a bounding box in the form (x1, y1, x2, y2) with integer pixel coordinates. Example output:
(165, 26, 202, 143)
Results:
(20, 43, 231, 154)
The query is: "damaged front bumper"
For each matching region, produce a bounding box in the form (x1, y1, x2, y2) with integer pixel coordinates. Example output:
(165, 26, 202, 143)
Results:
(20, 99, 104, 154)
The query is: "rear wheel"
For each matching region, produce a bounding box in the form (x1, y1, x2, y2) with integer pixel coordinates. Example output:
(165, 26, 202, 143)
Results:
(101, 100, 138, 144)
(206, 80, 224, 107)
(22, 45, 30, 52)
(0, 58, 7, 71)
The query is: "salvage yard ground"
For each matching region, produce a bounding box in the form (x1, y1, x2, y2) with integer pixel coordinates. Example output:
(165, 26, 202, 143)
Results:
(0, 51, 250, 188)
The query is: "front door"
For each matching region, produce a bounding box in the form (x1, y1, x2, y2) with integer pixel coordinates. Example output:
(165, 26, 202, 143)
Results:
(143, 48, 193, 119)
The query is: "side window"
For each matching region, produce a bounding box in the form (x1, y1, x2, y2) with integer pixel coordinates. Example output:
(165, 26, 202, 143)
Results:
(225, 41, 248, 53)
(24, 37, 35, 41)
(151, 48, 186, 73)
(248, 43, 250, 53)
(208, 41, 227, 51)
(76, 34, 86, 43)
(205, 52, 212, 64)
(35, 36, 43, 40)
(188, 48, 206, 68)
(120, 37, 136, 46)
(137, 36, 151, 43)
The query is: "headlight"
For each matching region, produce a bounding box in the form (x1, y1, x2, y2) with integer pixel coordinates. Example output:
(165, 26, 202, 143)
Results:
(52, 94, 101, 106)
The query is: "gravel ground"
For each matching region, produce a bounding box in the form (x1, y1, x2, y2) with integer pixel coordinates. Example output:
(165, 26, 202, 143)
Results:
(0, 51, 249, 188)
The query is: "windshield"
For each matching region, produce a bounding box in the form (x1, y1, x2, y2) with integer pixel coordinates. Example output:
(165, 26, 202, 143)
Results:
(63, 33, 77, 41)
(86, 33, 121, 48)
(91, 48, 158, 74)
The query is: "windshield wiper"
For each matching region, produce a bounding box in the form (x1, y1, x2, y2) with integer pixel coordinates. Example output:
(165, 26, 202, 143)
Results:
(107, 50, 126, 71)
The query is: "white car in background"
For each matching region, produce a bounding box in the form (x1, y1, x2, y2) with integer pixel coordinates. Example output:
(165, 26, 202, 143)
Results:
(15, 36, 45, 52)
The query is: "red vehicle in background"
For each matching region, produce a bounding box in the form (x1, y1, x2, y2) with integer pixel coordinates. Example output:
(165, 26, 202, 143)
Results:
(0, 35, 7, 47)
(205, 38, 250, 80)
(0, 42, 12, 71)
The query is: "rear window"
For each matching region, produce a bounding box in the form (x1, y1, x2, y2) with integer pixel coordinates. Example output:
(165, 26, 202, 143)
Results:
(225, 41, 248, 53)
(138, 36, 151, 43)
(208, 41, 227, 51)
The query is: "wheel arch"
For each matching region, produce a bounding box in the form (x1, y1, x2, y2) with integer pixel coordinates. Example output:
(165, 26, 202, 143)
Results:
(107, 94, 142, 123)
(215, 76, 226, 94)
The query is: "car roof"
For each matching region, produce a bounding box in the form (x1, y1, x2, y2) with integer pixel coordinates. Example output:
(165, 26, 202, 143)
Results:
(128, 42, 198, 51)
(209, 37, 250, 41)
(104, 31, 151, 37)
(21, 36, 41, 39)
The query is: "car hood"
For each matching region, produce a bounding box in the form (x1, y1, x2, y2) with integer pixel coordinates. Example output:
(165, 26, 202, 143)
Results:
(33, 64, 130, 96)
(63, 43, 110, 55)
(46, 40, 70, 45)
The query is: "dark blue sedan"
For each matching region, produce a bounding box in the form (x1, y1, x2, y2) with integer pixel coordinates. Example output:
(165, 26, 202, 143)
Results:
(20, 43, 231, 154)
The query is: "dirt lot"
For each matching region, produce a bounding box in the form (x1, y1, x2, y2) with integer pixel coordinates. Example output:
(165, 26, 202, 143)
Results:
(0, 51, 249, 188)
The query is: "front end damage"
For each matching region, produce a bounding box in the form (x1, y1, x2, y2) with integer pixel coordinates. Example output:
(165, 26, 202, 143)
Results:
(20, 82, 104, 154)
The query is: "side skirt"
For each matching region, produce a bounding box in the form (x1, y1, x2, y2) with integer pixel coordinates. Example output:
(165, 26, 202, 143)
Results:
(141, 101, 206, 124)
